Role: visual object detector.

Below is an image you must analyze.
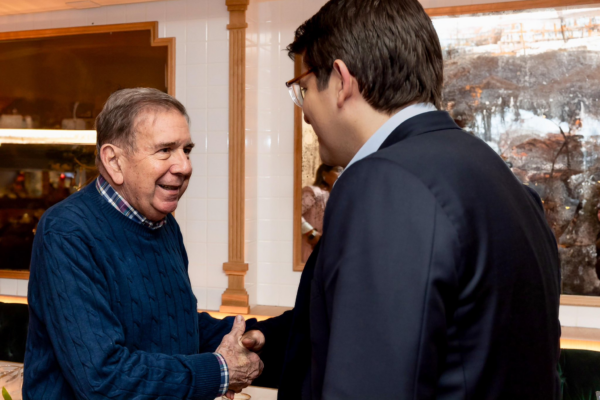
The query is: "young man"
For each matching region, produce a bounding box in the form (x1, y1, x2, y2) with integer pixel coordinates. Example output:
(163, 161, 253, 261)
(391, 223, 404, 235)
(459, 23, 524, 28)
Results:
(242, 0, 562, 398)
(24, 88, 262, 400)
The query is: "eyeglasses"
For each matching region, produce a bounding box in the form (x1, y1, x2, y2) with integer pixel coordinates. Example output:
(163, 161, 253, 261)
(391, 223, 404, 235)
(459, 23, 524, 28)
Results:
(285, 69, 314, 108)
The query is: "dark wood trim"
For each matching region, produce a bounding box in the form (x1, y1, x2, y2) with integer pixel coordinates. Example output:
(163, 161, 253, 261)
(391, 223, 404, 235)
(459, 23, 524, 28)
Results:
(0, 22, 175, 281)
(0, 271, 29, 280)
(293, 55, 305, 272)
(561, 295, 600, 307)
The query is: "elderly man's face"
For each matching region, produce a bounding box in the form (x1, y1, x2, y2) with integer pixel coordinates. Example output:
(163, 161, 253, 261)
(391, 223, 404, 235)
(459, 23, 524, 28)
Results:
(120, 109, 193, 221)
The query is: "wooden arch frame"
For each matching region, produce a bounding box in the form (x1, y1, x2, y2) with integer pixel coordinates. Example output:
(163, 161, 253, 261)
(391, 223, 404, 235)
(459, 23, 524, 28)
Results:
(289, 0, 600, 307)
(0, 21, 174, 281)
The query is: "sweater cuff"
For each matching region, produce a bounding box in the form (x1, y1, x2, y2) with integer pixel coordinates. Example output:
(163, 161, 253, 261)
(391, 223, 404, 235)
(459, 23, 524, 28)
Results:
(184, 352, 223, 399)
(213, 353, 230, 396)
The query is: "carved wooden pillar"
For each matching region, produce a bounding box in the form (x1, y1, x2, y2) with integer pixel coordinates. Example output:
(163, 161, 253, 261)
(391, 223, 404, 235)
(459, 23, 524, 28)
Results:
(221, 0, 250, 314)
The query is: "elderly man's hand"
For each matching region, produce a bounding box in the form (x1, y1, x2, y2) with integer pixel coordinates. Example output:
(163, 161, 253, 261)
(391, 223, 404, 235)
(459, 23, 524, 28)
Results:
(216, 315, 264, 397)
(241, 330, 265, 353)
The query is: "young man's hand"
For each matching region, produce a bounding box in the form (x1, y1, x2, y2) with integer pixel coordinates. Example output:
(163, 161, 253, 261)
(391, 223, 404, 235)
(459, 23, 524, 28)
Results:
(241, 330, 265, 353)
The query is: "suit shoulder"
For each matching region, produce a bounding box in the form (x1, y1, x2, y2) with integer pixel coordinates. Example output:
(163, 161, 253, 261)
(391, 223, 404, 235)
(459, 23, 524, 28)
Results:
(376, 128, 484, 162)
(371, 128, 508, 183)
(334, 156, 434, 202)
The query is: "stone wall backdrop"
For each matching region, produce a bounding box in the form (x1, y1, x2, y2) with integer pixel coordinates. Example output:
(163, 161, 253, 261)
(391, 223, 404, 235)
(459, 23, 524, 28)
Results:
(433, 6, 600, 296)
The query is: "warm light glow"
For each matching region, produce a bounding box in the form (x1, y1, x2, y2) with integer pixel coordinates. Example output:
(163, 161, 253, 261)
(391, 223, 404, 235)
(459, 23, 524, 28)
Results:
(0, 295, 273, 321)
(0, 129, 96, 145)
(0, 295, 27, 305)
(561, 338, 600, 352)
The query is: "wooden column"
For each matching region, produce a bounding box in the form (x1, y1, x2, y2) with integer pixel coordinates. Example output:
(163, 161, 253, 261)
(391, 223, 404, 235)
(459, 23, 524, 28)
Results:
(221, 0, 250, 314)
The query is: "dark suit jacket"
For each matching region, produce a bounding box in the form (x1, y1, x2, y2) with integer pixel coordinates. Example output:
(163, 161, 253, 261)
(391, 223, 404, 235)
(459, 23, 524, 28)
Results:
(251, 111, 561, 399)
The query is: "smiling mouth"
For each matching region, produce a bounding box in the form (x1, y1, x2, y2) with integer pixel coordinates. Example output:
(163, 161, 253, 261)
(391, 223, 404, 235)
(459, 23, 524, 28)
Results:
(159, 184, 180, 191)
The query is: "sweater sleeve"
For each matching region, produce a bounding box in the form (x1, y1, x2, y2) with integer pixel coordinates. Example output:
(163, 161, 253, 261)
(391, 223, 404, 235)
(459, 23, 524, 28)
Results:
(35, 230, 223, 400)
(197, 313, 234, 353)
(172, 213, 237, 354)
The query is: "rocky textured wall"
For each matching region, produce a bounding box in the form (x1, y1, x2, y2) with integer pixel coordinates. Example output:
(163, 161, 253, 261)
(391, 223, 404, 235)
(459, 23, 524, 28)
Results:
(434, 8, 600, 296)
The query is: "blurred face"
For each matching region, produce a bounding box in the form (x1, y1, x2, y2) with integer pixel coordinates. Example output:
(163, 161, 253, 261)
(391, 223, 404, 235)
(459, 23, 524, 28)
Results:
(119, 110, 193, 222)
(323, 168, 342, 188)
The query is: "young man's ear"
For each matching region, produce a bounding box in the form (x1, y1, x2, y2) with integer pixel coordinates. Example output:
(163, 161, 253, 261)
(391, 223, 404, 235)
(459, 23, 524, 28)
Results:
(332, 59, 355, 109)
(99, 144, 125, 185)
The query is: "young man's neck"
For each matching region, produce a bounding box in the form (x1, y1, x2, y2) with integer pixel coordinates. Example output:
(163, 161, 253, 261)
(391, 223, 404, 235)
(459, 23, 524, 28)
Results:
(338, 103, 398, 166)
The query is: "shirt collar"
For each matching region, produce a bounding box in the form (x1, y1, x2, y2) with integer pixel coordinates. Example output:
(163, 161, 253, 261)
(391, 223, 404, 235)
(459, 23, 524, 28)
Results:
(96, 174, 167, 230)
(343, 103, 438, 173)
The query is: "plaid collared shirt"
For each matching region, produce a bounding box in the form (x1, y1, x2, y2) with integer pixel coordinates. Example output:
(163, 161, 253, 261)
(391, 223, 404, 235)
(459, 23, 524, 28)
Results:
(214, 352, 230, 396)
(96, 175, 167, 230)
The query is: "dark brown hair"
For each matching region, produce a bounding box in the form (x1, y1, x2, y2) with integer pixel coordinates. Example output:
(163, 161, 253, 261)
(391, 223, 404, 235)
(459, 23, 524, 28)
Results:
(287, 0, 443, 113)
(313, 164, 344, 189)
(95, 88, 189, 162)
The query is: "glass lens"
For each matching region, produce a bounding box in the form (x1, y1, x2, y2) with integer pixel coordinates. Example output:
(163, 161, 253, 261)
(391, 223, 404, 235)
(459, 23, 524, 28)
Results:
(288, 84, 303, 107)
(293, 84, 304, 107)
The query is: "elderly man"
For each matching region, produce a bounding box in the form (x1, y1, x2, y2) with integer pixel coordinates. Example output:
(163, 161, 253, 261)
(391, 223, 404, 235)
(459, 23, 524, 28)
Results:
(23, 88, 262, 400)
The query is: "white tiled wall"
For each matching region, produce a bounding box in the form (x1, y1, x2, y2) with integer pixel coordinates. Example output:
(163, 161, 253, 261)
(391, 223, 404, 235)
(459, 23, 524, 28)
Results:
(245, 0, 260, 308)
(0, 0, 231, 311)
(1, 0, 600, 325)
(246, 0, 303, 308)
(0, 279, 28, 297)
(559, 306, 600, 329)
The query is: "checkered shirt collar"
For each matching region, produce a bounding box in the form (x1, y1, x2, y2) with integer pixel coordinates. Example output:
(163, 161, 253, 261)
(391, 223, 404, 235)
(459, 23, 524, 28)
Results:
(96, 175, 167, 230)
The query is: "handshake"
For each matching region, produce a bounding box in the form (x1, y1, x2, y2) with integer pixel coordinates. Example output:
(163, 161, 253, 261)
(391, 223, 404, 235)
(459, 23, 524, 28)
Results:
(215, 315, 267, 399)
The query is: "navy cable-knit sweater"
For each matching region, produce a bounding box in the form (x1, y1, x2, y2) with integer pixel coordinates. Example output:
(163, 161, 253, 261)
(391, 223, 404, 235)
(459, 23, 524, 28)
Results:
(23, 182, 234, 399)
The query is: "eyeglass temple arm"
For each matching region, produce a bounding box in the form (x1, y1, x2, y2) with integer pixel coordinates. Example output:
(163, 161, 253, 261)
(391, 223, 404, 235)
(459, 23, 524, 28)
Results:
(286, 69, 313, 87)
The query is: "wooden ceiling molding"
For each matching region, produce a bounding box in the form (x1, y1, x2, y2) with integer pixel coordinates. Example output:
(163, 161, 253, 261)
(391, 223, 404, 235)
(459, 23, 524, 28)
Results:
(0, 0, 165, 16)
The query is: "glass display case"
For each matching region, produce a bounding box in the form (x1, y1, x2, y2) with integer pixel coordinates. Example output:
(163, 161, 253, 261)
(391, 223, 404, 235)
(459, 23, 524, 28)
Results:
(0, 144, 97, 272)
(0, 22, 173, 279)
